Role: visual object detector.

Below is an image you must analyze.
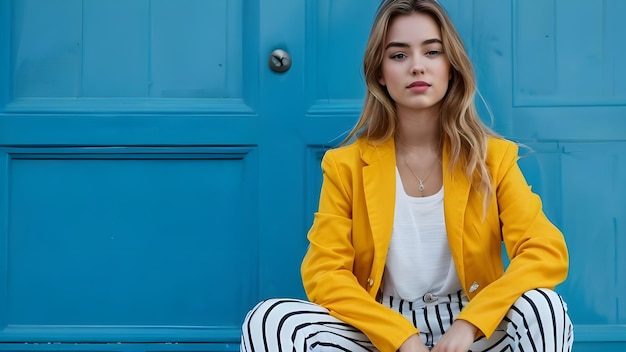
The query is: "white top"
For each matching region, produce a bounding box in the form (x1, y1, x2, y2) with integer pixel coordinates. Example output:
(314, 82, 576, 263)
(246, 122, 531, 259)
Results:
(382, 168, 462, 301)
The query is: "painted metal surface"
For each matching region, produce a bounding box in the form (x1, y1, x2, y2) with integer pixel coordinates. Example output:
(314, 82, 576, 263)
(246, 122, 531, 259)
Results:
(0, 0, 624, 351)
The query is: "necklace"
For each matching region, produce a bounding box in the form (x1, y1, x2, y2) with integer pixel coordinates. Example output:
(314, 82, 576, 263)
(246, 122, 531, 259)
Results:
(396, 135, 441, 193)
(403, 156, 438, 193)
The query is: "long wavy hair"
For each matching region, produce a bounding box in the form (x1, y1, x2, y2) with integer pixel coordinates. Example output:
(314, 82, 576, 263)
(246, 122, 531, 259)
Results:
(344, 0, 498, 206)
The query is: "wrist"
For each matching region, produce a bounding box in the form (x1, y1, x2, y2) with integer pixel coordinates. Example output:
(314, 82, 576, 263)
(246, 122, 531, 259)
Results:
(455, 319, 479, 336)
(398, 334, 428, 352)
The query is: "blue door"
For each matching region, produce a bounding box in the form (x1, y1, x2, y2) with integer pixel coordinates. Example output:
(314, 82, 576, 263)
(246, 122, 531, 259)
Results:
(0, 1, 327, 351)
(0, 1, 624, 351)
(456, 1, 626, 351)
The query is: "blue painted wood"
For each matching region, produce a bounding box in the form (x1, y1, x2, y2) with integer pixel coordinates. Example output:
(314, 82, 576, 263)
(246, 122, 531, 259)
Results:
(573, 343, 626, 352)
(306, 0, 370, 104)
(514, 0, 626, 106)
(558, 143, 625, 324)
(2, 6, 266, 342)
(12, 0, 82, 98)
(466, 0, 626, 348)
(0, 0, 625, 350)
(82, 0, 150, 97)
(0, 1, 11, 109)
(1, 147, 257, 342)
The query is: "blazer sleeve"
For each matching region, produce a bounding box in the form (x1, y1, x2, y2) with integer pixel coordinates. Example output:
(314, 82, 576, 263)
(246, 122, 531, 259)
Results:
(456, 141, 569, 338)
(301, 151, 418, 352)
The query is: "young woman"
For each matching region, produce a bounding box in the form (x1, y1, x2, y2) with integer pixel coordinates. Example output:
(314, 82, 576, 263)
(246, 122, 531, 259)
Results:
(241, 0, 573, 351)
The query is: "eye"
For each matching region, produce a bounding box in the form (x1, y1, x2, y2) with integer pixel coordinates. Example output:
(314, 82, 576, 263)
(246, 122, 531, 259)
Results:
(390, 53, 407, 60)
(426, 50, 442, 56)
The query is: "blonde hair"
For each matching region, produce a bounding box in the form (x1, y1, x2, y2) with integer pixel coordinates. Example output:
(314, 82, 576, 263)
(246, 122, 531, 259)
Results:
(344, 0, 498, 207)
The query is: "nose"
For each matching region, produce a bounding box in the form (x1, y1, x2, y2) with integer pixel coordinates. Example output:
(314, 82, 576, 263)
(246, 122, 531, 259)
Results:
(411, 58, 425, 75)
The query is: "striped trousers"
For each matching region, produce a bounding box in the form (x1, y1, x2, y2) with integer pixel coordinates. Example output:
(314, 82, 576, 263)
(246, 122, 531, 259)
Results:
(240, 288, 573, 352)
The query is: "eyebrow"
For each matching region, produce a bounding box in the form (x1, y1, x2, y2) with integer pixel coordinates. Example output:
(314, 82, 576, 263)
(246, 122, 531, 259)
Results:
(385, 38, 443, 50)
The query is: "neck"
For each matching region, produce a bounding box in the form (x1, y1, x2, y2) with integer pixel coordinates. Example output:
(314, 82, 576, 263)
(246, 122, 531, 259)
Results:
(396, 107, 441, 150)
(395, 112, 441, 152)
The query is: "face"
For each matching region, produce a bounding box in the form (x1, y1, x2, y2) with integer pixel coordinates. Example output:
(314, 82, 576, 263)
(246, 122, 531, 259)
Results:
(379, 12, 451, 116)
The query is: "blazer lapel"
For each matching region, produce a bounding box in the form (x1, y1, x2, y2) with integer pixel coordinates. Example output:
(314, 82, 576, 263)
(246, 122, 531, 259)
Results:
(442, 141, 472, 286)
(360, 138, 396, 272)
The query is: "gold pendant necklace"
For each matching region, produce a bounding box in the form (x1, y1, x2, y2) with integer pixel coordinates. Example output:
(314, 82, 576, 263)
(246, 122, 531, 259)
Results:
(403, 156, 438, 193)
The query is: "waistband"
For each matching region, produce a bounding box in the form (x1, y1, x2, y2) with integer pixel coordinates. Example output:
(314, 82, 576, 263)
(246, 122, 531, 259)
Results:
(381, 290, 468, 310)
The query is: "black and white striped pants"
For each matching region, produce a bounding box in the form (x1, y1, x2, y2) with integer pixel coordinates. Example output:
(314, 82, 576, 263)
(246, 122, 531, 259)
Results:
(240, 288, 573, 352)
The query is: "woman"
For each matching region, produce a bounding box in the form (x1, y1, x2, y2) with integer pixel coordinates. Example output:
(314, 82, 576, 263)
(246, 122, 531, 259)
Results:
(241, 0, 573, 351)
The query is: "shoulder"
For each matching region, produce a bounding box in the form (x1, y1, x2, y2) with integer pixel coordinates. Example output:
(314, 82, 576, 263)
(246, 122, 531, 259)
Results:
(486, 136, 519, 166)
(486, 136, 518, 156)
(320, 138, 392, 185)
(323, 139, 363, 158)
(485, 136, 523, 183)
(317, 141, 363, 187)
(322, 138, 373, 167)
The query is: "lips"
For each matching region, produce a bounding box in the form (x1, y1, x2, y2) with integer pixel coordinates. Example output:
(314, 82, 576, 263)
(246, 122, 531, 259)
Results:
(407, 81, 431, 88)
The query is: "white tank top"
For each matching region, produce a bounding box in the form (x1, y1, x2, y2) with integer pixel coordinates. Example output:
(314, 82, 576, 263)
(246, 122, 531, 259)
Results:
(382, 168, 462, 301)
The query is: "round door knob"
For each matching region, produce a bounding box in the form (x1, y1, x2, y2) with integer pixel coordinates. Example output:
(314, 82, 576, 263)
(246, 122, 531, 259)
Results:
(269, 49, 292, 73)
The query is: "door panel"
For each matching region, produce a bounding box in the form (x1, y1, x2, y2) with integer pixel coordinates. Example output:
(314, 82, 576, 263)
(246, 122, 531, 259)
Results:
(464, 0, 626, 349)
(10, 0, 252, 107)
(301, 0, 377, 227)
(5, 148, 256, 333)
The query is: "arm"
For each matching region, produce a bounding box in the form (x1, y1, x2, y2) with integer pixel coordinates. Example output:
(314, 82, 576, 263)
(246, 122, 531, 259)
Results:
(301, 151, 418, 352)
(456, 141, 569, 338)
(399, 334, 431, 352)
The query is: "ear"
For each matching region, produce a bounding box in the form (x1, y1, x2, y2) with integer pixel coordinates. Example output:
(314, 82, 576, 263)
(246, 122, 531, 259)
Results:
(378, 75, 386, 86)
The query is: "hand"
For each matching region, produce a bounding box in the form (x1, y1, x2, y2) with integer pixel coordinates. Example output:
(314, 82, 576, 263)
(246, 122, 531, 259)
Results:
(399, 334, 430, 352)
(431, 319, 477, 352)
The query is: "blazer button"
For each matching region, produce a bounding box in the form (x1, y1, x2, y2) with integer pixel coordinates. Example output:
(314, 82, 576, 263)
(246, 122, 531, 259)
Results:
(367, 278, 374, 286)
(469, 281, 479, 293)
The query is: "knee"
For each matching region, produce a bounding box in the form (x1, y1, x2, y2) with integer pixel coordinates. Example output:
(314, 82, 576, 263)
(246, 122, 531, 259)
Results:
(511, 288, 570, 320)
(242, 298, 290, 327)
(240, 298, 329, 351)
(518, 288, 566, 308)
(505, 289, 574, 349)
(242, 298, 322, 330)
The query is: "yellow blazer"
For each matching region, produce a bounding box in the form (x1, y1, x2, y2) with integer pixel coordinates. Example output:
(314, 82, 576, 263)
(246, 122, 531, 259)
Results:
(301, 136, 568, 352)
